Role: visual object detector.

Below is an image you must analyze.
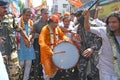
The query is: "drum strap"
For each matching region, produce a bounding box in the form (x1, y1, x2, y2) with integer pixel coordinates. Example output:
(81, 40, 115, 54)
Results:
(48, 25, 58, 49)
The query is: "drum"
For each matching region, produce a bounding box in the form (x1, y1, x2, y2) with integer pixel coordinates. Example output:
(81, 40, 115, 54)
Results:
(52, 41, 79, 69)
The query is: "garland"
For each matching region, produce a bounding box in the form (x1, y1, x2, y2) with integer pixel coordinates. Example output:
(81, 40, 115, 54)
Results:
(48, 25, 58, 49)
(107, 30, 120, 78)
(19, 16, 33, 35)
(18, 16, 33, 44)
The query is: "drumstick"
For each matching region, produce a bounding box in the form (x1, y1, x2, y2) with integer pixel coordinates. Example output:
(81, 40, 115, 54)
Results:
(54, 51, 66, 54)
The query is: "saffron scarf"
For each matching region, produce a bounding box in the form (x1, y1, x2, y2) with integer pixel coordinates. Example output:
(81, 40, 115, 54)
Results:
(107, 28, 120, 78)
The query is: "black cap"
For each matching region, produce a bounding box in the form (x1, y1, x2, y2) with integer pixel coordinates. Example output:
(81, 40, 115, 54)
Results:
(0, 1, 8, 6)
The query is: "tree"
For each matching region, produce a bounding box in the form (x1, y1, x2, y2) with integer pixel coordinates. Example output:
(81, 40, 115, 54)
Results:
(18, 0, 24, 14)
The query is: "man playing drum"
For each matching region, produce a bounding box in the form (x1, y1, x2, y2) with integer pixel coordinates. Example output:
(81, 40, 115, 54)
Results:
(57, 16, 80, 79)
(39, 14, 72, 80)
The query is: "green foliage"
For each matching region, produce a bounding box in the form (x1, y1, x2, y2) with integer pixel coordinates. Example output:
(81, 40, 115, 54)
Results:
(18, 0, 24, 14)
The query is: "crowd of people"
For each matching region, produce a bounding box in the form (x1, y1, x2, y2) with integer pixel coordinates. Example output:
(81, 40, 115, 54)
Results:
(0, 0, 120, 80)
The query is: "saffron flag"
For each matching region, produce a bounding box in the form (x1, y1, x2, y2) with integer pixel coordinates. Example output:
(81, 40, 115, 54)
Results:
(9, 0, 20, 17)
(68, 0, 82, 7)
(28, 0, 33, 8)
(24, 0, 33, 8)
(33, 0, 47, 14)
(77, 0, 95, 10)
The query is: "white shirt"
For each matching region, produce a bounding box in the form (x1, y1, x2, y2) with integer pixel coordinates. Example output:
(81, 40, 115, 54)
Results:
(90, 27, 119, 76)
(58, 21, 75, 30)
(59, 21, 75, 39)
(89, 18, 106, 27)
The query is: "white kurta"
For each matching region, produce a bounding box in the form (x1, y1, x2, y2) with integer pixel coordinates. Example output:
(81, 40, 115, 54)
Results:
(90, 27, 120, 80)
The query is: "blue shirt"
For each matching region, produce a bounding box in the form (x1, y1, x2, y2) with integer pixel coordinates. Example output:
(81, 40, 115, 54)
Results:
(18, 23, 35, 61)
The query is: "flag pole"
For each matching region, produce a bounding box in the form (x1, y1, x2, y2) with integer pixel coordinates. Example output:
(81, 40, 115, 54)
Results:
(75, 0, 99, 53)
(88, 0, 99, 10)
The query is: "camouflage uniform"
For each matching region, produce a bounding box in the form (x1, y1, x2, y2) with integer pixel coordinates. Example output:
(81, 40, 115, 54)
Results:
(0, 13, 22, 80)
(77, 24, 102, 80)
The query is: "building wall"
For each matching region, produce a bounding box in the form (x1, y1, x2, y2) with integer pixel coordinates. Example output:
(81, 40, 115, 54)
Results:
(58, 0, 70, 14)
(52, 0, 70, 15)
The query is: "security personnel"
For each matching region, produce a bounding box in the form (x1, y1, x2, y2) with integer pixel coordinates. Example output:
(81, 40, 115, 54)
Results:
(0, 1, 30, 80)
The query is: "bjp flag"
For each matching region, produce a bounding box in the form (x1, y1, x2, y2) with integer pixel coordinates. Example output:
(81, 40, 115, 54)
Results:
(68, 0, 82, 7)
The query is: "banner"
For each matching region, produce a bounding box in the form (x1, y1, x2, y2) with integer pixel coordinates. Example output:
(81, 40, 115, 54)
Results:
(98, 2, 120, 18)
(77, 0, 95, 10)
(74, 0, 97, 14)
